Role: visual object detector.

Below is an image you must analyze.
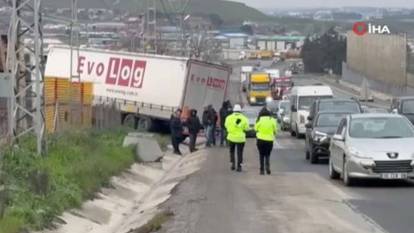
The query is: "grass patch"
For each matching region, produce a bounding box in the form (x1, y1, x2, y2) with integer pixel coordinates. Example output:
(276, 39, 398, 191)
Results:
(129, 210, 174, 233)
(0, 128, 135, 233)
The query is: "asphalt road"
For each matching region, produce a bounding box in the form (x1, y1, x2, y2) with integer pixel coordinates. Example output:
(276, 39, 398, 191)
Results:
(157, 61, 413, 233)
(283, 74, 414, 233)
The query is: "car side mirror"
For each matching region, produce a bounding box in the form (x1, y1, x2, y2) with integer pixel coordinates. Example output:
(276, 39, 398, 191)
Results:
(307, 116, 313, 121)
(333, 134, 345, 142)
(291, 106, 297, 112)
(305, 123, 312, 129)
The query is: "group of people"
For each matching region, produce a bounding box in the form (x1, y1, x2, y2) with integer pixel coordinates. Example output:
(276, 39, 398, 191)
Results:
(224, 104, 278, 175)
(170, 101, 278, 175)
(169, 101, 232, 155)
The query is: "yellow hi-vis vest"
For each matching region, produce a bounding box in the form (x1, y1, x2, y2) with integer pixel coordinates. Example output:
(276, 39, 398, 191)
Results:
(255, 116, 278, 142)
(225, 112, 249, 143)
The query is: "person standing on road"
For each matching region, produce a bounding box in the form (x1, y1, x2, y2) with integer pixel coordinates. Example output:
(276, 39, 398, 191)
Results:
(186, 109, 202, 153)
(210, 106, 218, 146)
(225, 104, 249, 172)
(202, 105, 216, 147)
(255, 108, 278, 175)
(219, 100, 232, 146)
(202, 106, 212, 147)
(170, 109, 186, 155)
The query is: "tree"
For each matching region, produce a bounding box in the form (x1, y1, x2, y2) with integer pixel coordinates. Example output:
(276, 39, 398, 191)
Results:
(240, 24, 254, 35)
(301, 27, 346, 75)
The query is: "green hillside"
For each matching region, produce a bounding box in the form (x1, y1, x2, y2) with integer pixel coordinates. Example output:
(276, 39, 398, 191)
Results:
(44, 0, 268, 24)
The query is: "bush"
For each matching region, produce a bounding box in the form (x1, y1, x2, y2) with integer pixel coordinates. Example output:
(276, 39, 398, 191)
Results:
(0, 128, 134, 233)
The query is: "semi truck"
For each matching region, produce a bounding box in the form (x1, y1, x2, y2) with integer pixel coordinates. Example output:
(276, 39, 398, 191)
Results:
(44, 46, 231, 131)
(246, 72, 272, 105)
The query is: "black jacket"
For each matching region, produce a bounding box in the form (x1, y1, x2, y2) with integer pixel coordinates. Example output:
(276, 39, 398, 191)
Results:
(186, 115, 202, 134)
(219, 107, 230, 127)
(202, 110, 210, 125)
(170, 116, 183, 137)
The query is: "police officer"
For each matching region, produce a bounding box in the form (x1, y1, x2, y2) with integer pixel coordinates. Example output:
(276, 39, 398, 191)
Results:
(224, 104, 249, 172)
(255, 108, 278, 175)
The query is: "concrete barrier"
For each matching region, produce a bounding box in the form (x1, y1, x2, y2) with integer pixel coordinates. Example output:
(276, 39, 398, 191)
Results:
(135, 138, 163, 162)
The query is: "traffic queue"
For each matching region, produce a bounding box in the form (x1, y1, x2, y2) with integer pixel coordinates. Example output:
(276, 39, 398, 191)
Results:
(272, 84, 414, 186)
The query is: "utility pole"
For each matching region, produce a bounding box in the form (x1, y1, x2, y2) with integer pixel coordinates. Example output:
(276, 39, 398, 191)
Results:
(144, 0, 157, 53)
(7, 0, 45, 155)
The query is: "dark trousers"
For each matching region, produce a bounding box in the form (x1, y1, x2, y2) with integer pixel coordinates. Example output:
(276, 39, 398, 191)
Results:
(211, 125, 217, 146)
(172, 136, 181, 153)
(229, 141, 245, 167)
(257, 139, 274, 172)
(189, 133, 197, 152)
(172, 135, 186, 154)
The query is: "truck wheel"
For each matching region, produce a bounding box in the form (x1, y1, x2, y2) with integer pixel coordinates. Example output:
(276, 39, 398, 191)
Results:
(290, 128, 296, 137)
(138, 116, 153, 132)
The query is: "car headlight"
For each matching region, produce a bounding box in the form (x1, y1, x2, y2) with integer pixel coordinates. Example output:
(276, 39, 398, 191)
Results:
(283, 116, 290, 123)
(349, 147, 374, 161)
(360, 159, 376, 169)
(312, 131, 328, 142)
(266, 96, 273, 103)
(250, 97, 256, 103)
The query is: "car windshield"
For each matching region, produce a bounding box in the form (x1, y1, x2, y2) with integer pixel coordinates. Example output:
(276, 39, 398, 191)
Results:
(251, 84, 270, 91)
(298, 96, 331, 110)
(349, 117, 414, 138)
(402, 100, 414, 114)
(316, 113, 347, 127)
(319, 101, 360, 113)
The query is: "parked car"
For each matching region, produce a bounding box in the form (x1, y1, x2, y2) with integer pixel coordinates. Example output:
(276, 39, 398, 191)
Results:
(329, 114, 414, 186)
(308, 98, 363, 124)
(390, 96, 414, 125)
(242, 108, 259, 138)
(305, 112, 352, 163)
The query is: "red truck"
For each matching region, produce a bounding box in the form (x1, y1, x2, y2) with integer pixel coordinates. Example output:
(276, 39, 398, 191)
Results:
(271, 76, 293, 100)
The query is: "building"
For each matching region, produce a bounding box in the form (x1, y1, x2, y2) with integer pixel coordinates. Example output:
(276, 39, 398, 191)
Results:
(217, 33, 249, 49)
(255, 35, 305, 51)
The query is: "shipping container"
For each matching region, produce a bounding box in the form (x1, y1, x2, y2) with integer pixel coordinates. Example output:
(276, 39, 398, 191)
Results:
(45, 46, 231, 131)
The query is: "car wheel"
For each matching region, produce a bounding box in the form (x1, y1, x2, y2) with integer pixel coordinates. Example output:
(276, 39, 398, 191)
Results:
(329, 158, 340, 179)
(343, 157, 356, 186)
(310, 151, 318, 164)
(290, 128, 296, 137)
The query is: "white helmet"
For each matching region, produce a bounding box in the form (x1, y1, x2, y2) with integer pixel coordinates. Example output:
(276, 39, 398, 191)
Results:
(233, 104, 242, 112)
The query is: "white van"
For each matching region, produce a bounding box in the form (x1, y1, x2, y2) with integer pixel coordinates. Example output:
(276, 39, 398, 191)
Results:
(289, 85, 333, 137)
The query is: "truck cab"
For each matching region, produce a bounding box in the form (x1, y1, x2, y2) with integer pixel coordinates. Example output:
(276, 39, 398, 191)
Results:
(247, 72, 272, 105)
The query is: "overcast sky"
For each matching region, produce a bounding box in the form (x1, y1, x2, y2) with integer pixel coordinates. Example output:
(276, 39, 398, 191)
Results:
(233, 0, 414, 9)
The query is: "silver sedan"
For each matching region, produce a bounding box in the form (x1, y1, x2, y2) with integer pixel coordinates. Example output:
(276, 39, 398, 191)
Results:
(329, 113, 414, 186)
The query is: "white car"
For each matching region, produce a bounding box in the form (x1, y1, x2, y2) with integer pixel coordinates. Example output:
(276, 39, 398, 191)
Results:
(329, 114, 414, 186)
